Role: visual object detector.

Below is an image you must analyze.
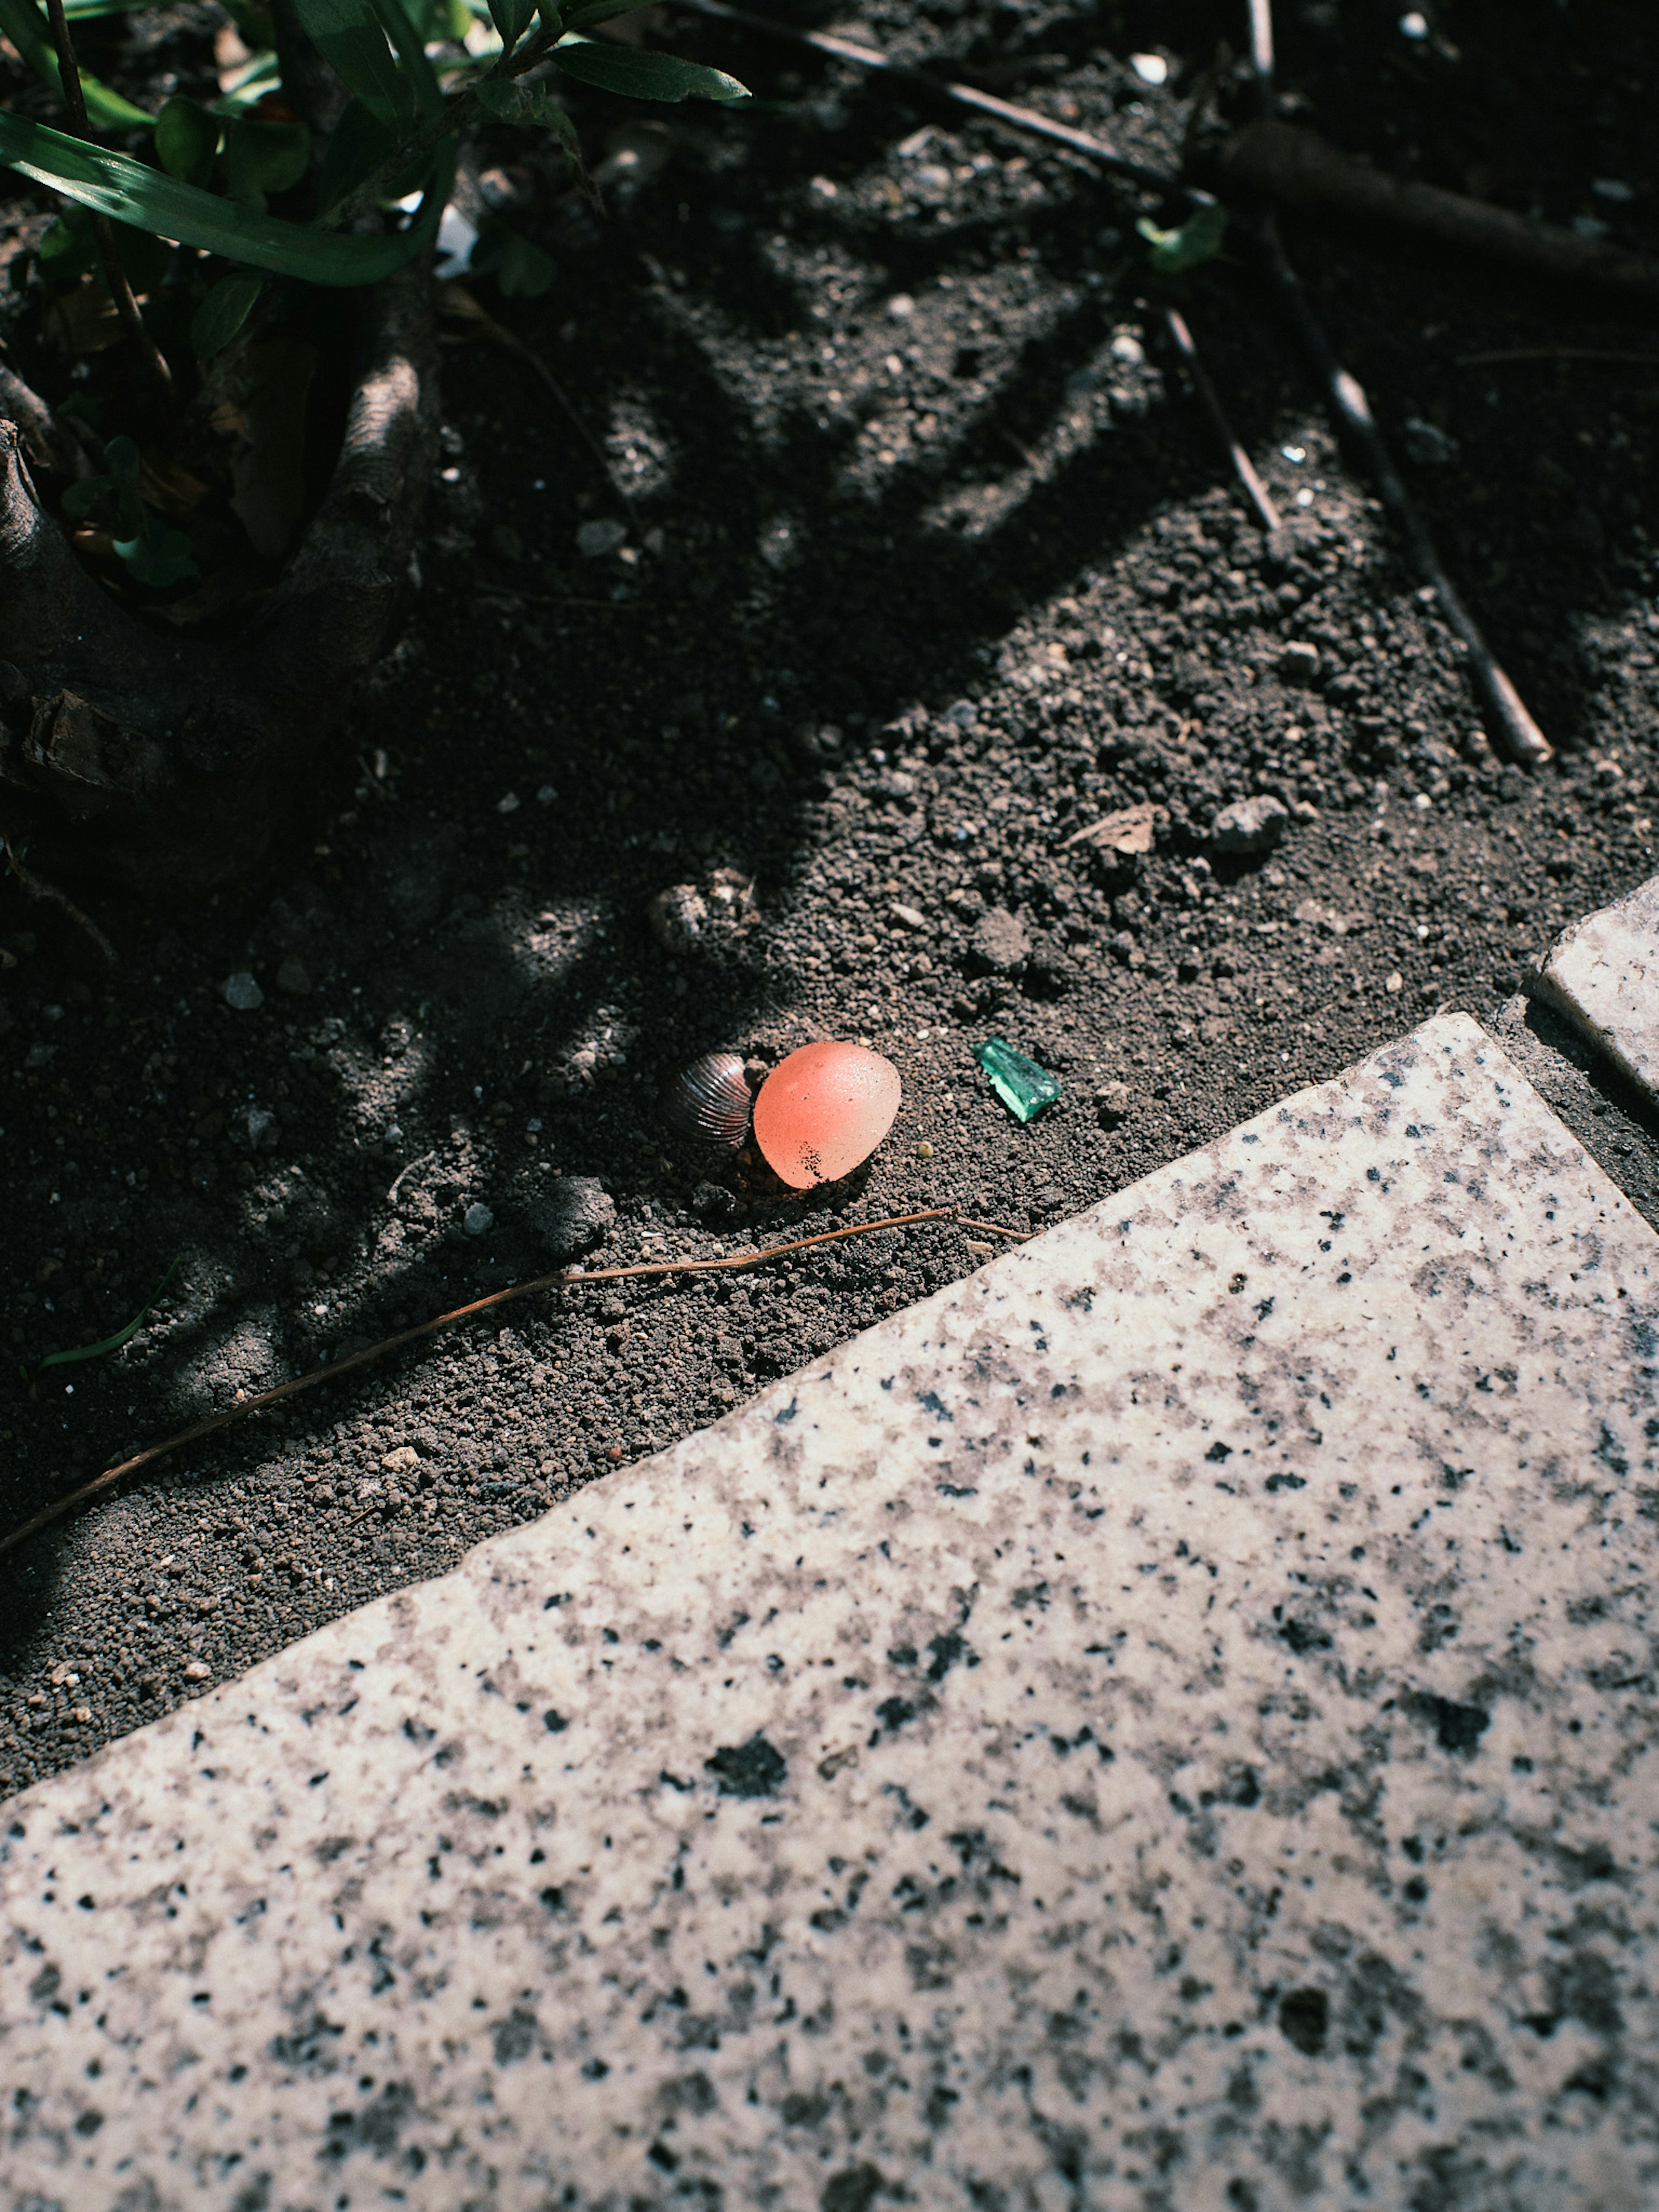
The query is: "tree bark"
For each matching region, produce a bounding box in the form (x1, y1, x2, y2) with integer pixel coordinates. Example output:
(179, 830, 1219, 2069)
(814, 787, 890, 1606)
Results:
(1219, 120, 1659, 315)
(0, 263, 438, 903)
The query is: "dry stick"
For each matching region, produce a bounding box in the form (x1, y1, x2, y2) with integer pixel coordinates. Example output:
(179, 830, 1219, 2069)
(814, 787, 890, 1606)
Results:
(1245, 0, 1276, 115)
(1240, 3, 1551, 770)
(676, 0, 1195, 202)
(0, 1205, 1030, 1563)
(1161, 305, 1281, 531)
(41, 0, 175, 411)
(1456, 346, 1659, 371)
(386, 1147, 438, 1204)
(1218, 121, 1659, 317)
(437, 285, 630, 509)
(2, 836, 117, 966)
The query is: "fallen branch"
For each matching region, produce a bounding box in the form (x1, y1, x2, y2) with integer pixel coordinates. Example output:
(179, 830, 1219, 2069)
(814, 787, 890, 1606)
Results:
(3, 835, 118, 965)
(1160, 306, 1281, 531)
(675, 0, 1195, 202)
(1238, 3, 1551, 770)
(1456, 346, 1659, 371)
(1218, 121, 1659, 316)
(0, 1205, 1031, 1563)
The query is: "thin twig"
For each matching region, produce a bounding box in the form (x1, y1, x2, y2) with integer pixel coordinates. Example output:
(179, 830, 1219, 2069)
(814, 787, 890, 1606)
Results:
(1239, 2, 1550, 769)
(438, 283, 631, 509)
(1161, 305, 1281, 531)
(2, 837, 117, 966)
(386, 1147, 437, 1203)
(0, 1206, 1028, 1563)
(675, 0, 1197, 203)
(1456, 347, 1659, 371)
(1245, 0, 1275, 115)
(41, 0, 176, 413)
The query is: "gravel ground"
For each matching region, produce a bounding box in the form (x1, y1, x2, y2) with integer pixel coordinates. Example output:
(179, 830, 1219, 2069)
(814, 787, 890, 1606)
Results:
(5, 0, 1659, 1792)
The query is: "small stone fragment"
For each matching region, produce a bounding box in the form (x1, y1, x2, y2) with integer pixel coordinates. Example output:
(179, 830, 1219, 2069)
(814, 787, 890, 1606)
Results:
(690, 1179, 736, 1220)
(182, 1661, 210, 1681)
(890, 903, 929, 931)
(274, 954, 311, 997)
(222, 971, 264, 1011)
(974, 1037, 1062, 1124)
(648, 884, 708, 955)
(967, 907, 1030, 976)
(528, 1176, 617, 1261)
(1211, 795, 1289, 855)
(1095, 1078, 1131, 1128)
(576, 518, 627, 558)
(463, 1201, 495, 1237)
(1385, 972, 1405, 995)
(1402, 418, 1459, 466)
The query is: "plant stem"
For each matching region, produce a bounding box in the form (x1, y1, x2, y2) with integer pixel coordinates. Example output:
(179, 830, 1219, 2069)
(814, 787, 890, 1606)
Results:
(41, 0, 176, 409)
(324, 24, 562, 229)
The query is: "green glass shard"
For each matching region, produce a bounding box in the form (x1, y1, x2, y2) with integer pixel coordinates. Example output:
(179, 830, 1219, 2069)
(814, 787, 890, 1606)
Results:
(974, 1036, 1062, 1124)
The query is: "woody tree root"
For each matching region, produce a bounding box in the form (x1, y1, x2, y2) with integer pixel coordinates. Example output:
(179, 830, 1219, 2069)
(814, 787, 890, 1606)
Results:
(0, 261, 437, 906)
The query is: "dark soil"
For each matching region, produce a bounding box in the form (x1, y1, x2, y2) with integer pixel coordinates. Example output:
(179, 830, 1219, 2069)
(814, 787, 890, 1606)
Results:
(6, 0, 1659, 1793)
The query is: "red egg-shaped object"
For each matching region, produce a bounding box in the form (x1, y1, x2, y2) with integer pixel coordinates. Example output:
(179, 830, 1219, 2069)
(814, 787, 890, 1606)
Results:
(753, 1041, 902, 1189)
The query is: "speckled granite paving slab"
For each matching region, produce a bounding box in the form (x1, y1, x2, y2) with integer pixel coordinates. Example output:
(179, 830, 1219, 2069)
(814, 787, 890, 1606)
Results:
(1535, 867, 1659, 1103)
(6, 1014, 1659, 2212)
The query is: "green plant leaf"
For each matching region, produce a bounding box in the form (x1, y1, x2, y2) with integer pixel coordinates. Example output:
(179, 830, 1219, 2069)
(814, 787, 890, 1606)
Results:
(368, 0, 444, 114)
(292, 0, 414, 128)
(0, 0, 155, 127)
(155, 95, 222, 186)
(553, 34, 747, 101)
(474, 222, 554, 295)
(114, 518, 197, 587)
(192, 267, 267, 355)
(560, 0, 653, 25)
(37, 1259, 179, 1373)
(225, 113, 311, 200)
(474, 74, 580, 162)
(484, 0, 535, 52)
(210, 48, 282, 114)
(315, 95, 395, 210)
(0, 112, 444, 284)
(219, 0, 277, 43)
(1136, 200, 1228, 277)
(108, 221, 171, 293)
(61, 470, 111, 520)
(37, 206, 98, 284)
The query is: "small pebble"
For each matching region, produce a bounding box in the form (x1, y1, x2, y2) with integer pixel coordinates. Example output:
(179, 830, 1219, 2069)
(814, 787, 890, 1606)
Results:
(576, 518, 627, 558)
(1385, 973, 1405, 994)
(528, 1176, 617, 1261)
(222, 971, 264, 1011)
(274, 954, 311, 997)
(890, 903, 930, 931)
(968, 907, 1030, 975)
(183, 1661, 210, 1681)
(648, 884, 708, 955)
(1211, 795, 1289, 855)
(916, 1141, 934, 1159)
(463, 1202, 495, 1236)
(1095, 1079, 1132, 1128)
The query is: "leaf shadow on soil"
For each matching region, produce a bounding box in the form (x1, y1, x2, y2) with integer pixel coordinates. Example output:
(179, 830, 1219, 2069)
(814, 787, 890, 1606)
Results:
(1, 6, 1649, 1670)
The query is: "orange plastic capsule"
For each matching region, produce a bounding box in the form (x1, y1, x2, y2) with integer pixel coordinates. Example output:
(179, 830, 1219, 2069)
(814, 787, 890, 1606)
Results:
(753, 1040, 902, 1189)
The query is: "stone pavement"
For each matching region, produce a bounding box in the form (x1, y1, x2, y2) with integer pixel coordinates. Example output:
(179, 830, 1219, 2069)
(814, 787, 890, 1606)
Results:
(1537, 867, 1659, 1108)
(3, 1013, 1658, 2211)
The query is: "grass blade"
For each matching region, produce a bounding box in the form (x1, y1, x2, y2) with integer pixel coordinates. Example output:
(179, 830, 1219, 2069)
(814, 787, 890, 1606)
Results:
(0, 111, 444, 283)
(38, 1259, 179, 1374)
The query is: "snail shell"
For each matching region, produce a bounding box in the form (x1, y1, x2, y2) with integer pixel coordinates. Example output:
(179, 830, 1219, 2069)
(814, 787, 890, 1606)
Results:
(661, 1052, 753, 1149)
(753, 1040, 902, 1189)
